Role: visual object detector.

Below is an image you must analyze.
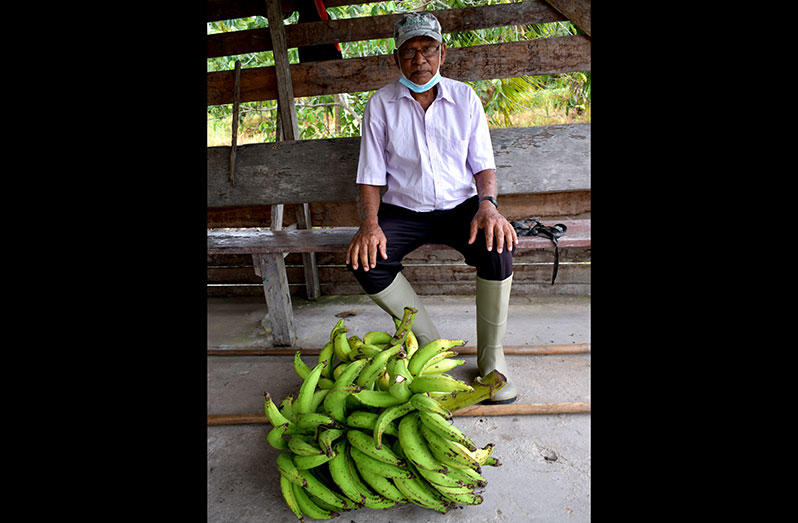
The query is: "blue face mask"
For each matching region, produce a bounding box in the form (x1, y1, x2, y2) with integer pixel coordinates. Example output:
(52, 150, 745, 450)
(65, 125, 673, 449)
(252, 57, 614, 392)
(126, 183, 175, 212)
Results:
(399, 69, 441, 93)
(398, 48, 442, 93)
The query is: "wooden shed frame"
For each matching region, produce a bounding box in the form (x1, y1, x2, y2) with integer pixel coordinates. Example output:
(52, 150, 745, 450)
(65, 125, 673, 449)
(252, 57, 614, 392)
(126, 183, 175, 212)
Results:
(207, 0, 591, 306)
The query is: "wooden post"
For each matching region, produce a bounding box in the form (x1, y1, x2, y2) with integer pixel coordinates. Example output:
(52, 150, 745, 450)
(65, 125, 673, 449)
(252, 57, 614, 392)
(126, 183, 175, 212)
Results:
(265, 0, 299, 141)
(265, 0, 321, 304)
(266, 0, 295, 241)
(254, 253, 296, 346)
(256, 0, 305, 344)
(296, 203, 321, 300)
(270, 204, 284, 231)
(228, 59, 241, 186)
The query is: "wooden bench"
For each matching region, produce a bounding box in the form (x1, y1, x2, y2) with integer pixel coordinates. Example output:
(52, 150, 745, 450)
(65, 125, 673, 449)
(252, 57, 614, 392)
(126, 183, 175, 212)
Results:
(208, 221, 590, 346)
(208, 124, 591, 346)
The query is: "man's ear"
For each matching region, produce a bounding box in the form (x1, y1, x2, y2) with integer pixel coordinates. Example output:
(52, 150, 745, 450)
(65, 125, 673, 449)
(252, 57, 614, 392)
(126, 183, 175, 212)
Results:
(392, 49, 399, 68)
(439, 42, 446, 65)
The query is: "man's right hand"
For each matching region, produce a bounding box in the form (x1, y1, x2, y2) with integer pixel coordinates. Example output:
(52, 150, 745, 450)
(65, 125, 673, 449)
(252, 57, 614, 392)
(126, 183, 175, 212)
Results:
(346, 219, 388, 271)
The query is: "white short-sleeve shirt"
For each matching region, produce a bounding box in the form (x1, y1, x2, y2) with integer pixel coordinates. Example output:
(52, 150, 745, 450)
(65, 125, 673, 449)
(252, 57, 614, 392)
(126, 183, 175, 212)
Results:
(355, 77, 496, 212)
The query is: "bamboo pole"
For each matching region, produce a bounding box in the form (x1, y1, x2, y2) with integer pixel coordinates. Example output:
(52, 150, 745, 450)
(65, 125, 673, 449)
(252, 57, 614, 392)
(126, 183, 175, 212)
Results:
(208, 413, 270, 426)
(453, 402, 590, 417)
(207, 402, 590, 426)
(207, 343, 590, 357)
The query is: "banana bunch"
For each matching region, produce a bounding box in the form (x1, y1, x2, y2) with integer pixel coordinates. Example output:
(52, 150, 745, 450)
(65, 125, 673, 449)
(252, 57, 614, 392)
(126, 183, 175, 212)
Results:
(263, 307, 503, 520)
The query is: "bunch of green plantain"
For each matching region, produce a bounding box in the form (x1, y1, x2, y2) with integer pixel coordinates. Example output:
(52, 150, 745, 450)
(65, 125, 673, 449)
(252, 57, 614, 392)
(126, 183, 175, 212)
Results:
(263, 306, 503, 520)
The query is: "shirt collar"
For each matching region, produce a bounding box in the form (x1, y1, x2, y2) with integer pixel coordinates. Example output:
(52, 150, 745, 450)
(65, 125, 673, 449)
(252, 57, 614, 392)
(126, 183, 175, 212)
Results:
(390, 77, 456, 105)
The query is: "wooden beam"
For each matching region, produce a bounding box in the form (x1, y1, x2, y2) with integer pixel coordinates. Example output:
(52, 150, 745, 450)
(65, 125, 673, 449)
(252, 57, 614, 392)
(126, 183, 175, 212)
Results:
(207, 343, 591, 356)
(207, 402, 590, 425)
(543, 0, 591, 36)
(207, 0, 569, 24)
(208, 1, 566, 58)
(208, 35, 590, 105)
(207, 226, 590, 255)
(211, 258, 591, 285)
(208, 0, 379, 23)
(264, 0, 299, 141)
(207, 219, 590, 254)
(207, 190, 591, 229)
(207, 124, 591, 208)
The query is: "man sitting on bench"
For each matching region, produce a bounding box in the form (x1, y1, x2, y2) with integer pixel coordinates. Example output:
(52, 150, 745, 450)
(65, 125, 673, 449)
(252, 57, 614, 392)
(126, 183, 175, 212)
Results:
(345, 12, 519, 403)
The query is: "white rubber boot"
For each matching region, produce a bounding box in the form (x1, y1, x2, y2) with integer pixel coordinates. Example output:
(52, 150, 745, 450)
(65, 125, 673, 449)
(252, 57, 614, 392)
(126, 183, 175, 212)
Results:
(476, 274, 517, 403)
(368, 272, 440, 347)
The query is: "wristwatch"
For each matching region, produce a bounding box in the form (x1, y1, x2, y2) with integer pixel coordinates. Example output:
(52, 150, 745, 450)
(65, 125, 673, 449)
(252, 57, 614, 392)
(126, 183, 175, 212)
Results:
(479, 196, 498, 209)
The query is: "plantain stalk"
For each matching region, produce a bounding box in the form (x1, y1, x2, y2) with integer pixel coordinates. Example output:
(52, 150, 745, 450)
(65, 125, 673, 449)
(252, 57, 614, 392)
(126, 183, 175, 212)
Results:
(434, 370, 507, 413)
(390, 306, 418, 348)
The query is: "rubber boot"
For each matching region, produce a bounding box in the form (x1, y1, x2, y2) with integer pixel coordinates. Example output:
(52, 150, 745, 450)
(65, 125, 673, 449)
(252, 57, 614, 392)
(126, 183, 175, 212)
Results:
(476, 274, 517, 403)
(367, 272, 441, 346)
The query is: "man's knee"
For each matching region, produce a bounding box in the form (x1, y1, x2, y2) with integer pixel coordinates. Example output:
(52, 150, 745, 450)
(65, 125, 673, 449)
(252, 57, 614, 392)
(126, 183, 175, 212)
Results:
(472, 246, 513, 281)
(347, 262, 401, 295)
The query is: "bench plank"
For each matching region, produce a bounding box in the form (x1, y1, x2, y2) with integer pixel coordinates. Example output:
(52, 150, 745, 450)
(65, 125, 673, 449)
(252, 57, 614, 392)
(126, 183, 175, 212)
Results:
(210, 262, 591, 288)
(208, 219, 589, 254)
(208, 191, 591, 228)
(208, 124, 590, 208)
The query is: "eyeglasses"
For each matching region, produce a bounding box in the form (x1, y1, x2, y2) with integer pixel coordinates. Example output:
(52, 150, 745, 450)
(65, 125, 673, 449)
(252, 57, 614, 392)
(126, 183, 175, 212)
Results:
(396, 44, 440, 60)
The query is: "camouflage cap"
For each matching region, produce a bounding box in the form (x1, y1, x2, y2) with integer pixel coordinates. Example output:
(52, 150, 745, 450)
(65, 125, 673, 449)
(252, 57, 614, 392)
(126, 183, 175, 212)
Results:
(393, 12, 442, 49)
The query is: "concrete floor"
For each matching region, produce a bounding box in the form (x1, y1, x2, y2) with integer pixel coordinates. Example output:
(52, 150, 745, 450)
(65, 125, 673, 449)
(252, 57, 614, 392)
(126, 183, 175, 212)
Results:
(208, 293, 591, 522)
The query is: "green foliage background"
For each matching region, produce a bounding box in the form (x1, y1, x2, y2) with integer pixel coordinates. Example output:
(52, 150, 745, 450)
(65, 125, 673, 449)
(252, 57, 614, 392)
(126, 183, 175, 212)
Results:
(207, 0, 590, 142)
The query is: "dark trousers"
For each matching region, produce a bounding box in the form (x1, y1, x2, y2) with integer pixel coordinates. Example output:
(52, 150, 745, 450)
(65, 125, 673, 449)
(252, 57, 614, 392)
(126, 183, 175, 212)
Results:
(348, 196, 514, 294)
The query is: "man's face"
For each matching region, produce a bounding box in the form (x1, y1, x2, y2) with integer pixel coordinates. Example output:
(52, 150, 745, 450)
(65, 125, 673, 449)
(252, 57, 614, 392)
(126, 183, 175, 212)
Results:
(395, 36, 446, 85)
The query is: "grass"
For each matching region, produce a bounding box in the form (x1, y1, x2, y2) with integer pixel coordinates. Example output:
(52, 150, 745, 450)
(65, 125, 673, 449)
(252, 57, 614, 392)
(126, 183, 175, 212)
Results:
(208, 113, 275, 147)
(207, 92, 590, 147)
(489, 104, 590, 128)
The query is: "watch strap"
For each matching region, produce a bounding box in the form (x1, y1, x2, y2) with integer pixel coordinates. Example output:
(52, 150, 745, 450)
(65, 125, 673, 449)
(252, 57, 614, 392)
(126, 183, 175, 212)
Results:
(479, 196, 498, 209)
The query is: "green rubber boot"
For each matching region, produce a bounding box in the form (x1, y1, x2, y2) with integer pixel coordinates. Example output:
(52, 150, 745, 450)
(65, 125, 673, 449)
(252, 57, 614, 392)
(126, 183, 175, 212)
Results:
(368, 272, 441, 347)
(476, 274, 517, 403)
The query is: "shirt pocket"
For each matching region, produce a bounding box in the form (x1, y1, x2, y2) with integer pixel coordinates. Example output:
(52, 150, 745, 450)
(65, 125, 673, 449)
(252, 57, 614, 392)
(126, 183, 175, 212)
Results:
(441, 136, 469, 173)
(386, 129, 419, 165)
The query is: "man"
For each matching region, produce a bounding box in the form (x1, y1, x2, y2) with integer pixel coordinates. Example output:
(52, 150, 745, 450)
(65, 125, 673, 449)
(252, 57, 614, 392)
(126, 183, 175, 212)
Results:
(345, 12, 518, 403)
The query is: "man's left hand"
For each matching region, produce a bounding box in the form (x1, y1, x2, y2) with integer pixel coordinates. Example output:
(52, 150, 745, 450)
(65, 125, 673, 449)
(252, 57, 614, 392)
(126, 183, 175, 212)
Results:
(468, 201, 518, 253)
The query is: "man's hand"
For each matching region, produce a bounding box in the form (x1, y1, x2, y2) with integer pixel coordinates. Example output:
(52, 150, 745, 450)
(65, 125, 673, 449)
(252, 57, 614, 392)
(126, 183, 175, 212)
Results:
(468, 200, 518, 253)
(346, 219, 388, 271)
(348, 184, 387, 271)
